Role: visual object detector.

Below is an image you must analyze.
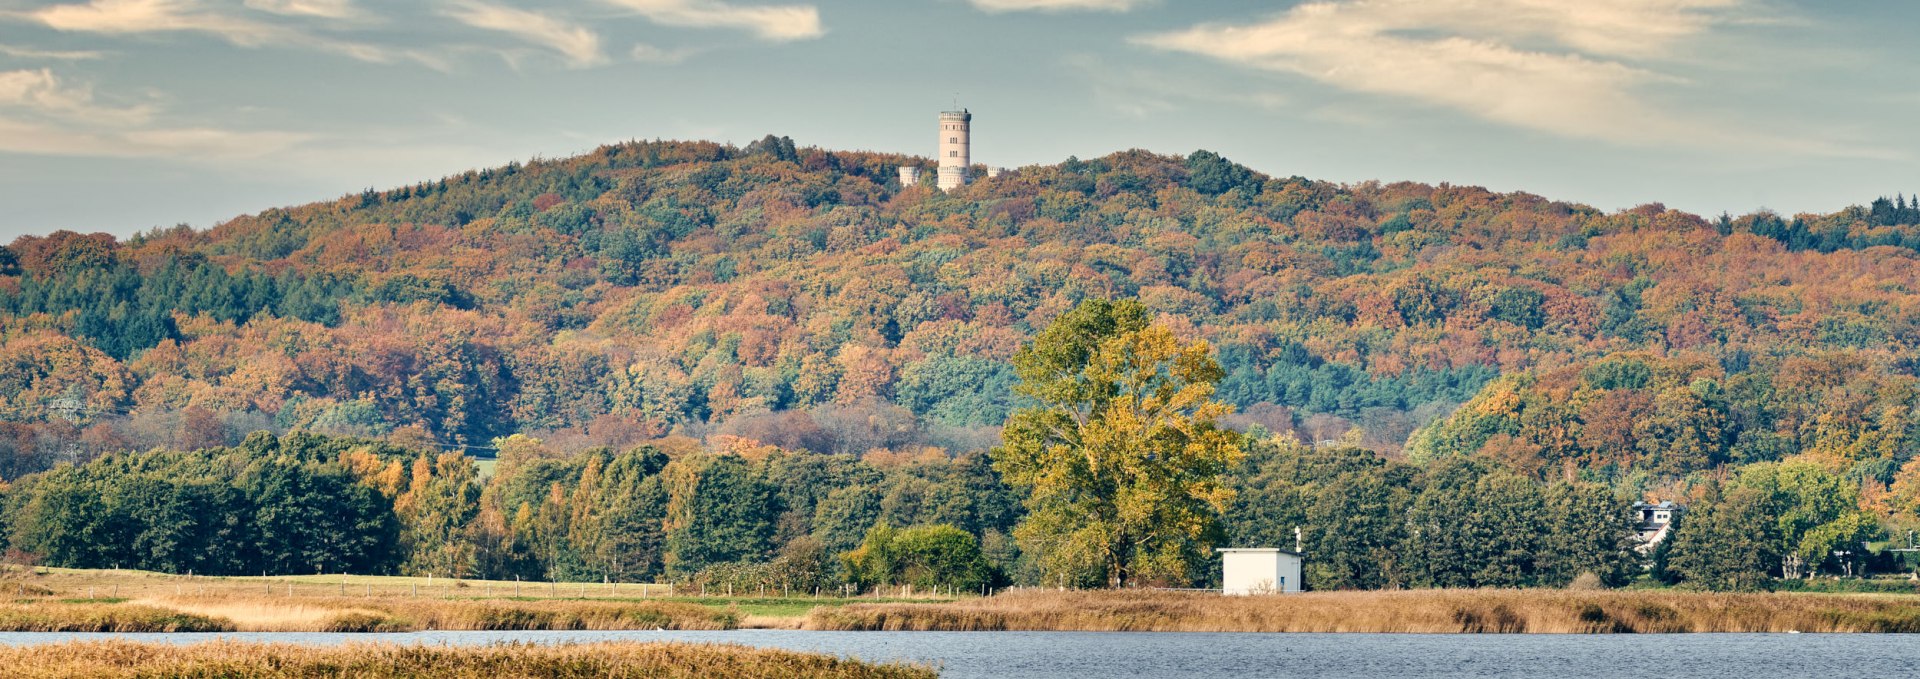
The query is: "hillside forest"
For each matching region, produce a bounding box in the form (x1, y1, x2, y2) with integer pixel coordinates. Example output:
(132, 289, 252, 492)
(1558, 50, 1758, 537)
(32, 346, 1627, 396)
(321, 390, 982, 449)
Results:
(3, 138, 1920, 590)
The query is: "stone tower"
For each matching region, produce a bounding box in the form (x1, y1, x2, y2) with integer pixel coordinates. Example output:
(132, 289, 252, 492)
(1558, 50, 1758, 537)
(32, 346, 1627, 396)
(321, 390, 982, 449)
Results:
(937, 109, 971, 191)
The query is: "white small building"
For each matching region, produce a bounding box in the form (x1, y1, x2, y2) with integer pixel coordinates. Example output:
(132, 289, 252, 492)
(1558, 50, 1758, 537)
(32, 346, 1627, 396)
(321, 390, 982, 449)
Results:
(1218, 548, 1303, 595)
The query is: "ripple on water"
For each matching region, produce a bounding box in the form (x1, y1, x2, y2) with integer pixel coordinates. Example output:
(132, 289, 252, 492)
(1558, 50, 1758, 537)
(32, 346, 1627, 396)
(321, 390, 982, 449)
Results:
(0, 629, 1916, 679)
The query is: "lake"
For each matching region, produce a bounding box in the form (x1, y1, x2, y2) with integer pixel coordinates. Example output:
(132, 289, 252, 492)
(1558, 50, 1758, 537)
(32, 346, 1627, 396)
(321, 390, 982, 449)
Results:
(1, 630, 1915, 678)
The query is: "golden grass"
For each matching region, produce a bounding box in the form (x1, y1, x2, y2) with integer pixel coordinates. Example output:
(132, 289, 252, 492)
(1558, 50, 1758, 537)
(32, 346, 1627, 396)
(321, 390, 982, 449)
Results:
(805, 588, 1920, 634)
(144, 594, 738, 632)
(0, 567, 766, 632)
(0, 602, 229, 632)
(0, 640, 936, 679)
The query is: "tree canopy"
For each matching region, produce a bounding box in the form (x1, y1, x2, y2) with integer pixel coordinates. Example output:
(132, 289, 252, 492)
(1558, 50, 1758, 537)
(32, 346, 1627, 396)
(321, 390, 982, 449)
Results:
(993, 299, 1242, 587)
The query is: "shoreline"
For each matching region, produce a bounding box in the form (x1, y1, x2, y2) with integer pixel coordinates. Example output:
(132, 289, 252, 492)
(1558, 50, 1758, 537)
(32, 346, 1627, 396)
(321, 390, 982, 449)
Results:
(9, 568, 1920, 634)
(802, 588, 1920, 634)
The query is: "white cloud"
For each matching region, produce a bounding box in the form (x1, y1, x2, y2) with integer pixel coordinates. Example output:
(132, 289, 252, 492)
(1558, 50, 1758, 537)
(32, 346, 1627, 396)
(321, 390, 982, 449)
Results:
(30, 0, 282, 45)
(601, 0, 823, 41)
(241, 0, 362, 20)
(0, 43, 106, 60)
(0, 68, 151, 125)
(444, 1, 606, 68)
(24, 0, 412, 64)
(1135, 0, 1744, 146)
(0, 116, 308, 159)
(0, 68, 306, 160)
(970, 0, 1144, 13)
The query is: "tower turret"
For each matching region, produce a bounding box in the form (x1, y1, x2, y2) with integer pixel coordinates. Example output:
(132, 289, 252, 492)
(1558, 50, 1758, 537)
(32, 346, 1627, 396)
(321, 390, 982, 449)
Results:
(938, 109, 971, 191)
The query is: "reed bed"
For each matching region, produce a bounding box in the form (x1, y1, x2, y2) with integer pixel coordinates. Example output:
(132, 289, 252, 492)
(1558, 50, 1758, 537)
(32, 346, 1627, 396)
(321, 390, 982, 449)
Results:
(805, 588, 1920, 634)
(146, 594, 739, 632)
(0, 640, 936, 679)
(0, 601, 229, 632)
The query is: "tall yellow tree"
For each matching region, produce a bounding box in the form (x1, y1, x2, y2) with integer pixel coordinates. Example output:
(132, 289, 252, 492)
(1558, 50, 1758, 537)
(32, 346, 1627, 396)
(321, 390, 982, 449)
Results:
(992, 299, 1242, 588)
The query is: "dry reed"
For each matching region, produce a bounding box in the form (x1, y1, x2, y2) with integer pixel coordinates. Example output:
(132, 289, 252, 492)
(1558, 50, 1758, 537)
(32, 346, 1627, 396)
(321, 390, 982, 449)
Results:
(0, 602, 229, 632)
(805, 588, 1920, 634)
(147, 594, 739, 632)
(0, 640, 935, 679)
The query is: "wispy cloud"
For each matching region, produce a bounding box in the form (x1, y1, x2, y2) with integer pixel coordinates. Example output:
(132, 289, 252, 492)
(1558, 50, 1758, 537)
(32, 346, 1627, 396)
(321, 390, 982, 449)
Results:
(29, 0, 286, 46)
(601, 0, 823, 41)
(21, 0, 421, 64)
(1136, 0, 1749, 146)
(443, 1, 606, 68)
(241, 0, 363, 20)
(0, 43, 106, 60)
(0, 68, 150, 124)
(970, 0, 1145, 13)
(0, 67, 306, 159)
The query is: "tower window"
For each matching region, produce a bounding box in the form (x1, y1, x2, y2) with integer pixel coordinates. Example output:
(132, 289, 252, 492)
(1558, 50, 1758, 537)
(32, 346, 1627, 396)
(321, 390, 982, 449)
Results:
(949, 137, 958, 144)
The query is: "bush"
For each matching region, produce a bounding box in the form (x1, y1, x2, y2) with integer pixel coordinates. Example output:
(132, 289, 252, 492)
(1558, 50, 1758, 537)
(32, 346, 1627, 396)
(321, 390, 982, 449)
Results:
(679, 538, 836, 594)
(842, 524, 995, 593)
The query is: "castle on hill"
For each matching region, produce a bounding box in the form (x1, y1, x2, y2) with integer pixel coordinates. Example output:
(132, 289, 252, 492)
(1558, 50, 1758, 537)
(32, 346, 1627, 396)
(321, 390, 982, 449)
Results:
(899, 108, 1002, 191)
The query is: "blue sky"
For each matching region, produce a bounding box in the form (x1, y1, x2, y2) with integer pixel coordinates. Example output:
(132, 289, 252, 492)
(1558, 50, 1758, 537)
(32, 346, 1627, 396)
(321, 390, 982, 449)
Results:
(0, 0, 1914, 239)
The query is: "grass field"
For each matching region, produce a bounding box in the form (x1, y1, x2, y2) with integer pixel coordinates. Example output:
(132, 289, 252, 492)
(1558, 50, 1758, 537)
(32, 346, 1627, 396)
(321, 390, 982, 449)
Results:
(0, 639, 935, 679)
(0, 566, 954, 632)
(805, 587, 1920, 634)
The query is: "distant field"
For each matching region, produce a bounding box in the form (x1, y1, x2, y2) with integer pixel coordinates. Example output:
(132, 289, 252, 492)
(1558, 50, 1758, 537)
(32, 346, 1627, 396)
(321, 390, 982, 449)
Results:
(0, 567, 955, 633)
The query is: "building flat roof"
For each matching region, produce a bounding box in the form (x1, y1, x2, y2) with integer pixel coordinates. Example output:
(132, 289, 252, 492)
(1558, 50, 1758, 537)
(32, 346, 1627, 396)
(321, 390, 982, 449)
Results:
(1216, 548, 1304, 556)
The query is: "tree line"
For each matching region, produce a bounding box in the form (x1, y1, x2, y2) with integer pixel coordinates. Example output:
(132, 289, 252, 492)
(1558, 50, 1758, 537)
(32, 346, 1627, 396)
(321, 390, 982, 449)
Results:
(1, 299, 1900, 592)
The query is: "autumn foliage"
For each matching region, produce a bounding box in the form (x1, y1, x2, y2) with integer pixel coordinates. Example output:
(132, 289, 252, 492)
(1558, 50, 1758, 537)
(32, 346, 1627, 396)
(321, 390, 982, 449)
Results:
(3, 139, 1920, 585)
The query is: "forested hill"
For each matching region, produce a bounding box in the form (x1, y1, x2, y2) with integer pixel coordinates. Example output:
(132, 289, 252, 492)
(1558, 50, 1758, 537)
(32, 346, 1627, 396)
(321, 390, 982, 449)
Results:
(4, 137, 1920, 495)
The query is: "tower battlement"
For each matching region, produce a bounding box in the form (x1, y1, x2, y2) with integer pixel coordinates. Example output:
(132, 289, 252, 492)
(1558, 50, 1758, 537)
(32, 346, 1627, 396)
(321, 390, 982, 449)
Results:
(938, 109, 971, 191)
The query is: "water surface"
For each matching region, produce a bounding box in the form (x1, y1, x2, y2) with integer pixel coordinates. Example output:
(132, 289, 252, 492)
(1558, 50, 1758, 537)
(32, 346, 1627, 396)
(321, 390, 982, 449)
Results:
(0, 630, 1913, 678)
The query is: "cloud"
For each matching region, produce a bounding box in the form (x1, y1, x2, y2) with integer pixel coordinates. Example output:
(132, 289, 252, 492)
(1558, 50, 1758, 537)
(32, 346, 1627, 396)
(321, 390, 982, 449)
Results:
(0, 68, 151, 125)
(443, 1, 606, 68)
(0, 43, 106, 60)
(29, 0, 282, 45)
(23, 0, 413, 64)
(0, 67, 306, 160)
(970, 0, 1144, 13)
(1135, 0, 1745, 146)
(601, 0, 823, 41)
(241, 0, 362, 20)
(0, 116, 308, 159)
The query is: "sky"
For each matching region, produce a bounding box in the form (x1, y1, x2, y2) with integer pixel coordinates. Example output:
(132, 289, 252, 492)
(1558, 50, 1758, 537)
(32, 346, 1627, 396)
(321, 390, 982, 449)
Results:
(0, 0, 1914, 239)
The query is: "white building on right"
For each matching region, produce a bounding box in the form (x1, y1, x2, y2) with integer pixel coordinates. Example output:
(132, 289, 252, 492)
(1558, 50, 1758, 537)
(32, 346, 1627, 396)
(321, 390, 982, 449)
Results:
(1218, 548, 1304, 595)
